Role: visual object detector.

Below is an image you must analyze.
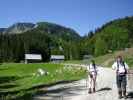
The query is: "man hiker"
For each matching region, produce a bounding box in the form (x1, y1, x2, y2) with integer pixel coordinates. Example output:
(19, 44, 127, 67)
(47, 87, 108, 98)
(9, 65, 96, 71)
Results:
(87, 60, 98, 94)
(112, 56, 129, 99)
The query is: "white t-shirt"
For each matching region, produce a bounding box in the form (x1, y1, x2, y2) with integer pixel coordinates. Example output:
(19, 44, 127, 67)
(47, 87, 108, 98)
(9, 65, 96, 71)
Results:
(87, 64, 98, 75)
(112, 61, 129, 74)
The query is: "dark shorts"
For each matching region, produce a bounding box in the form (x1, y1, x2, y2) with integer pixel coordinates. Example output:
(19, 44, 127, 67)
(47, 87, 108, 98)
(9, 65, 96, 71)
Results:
(116, 74, 127, 90)
(89, 72, 97, 78)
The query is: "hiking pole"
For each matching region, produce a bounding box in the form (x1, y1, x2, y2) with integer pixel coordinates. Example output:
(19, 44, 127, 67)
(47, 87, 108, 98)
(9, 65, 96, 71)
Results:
(85, 74, 88, 94)
(84, 67, 88, 94)
(86, 78, 88, 88)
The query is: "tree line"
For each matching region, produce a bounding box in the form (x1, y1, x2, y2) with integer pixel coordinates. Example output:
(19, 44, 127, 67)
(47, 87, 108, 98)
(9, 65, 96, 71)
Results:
(0, 24, 83, 62)
(0, 16, 133, 62)
(82, 16, 133, 56)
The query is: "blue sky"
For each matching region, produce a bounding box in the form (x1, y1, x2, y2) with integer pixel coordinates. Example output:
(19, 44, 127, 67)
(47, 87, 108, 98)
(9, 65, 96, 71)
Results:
(0, 0, 133, 36)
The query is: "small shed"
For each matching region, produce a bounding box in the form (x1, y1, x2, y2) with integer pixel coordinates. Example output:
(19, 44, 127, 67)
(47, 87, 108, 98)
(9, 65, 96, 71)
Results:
(25, 54, 42, 63)
(50, 55, 65, 63)
(83, 55, 93, 60)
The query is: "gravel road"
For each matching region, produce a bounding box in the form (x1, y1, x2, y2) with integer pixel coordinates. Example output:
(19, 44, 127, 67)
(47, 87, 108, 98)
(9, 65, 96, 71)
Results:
(33, 66, 133, 100)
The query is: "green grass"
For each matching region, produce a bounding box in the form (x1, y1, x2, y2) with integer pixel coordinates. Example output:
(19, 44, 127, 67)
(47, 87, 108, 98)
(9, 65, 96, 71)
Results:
(62, 60, 83, 64)
(0, 63, 87, 100)
(1, 48, 132, 99)
(63, 48, 133, 68)
(93, 48, 133, 67)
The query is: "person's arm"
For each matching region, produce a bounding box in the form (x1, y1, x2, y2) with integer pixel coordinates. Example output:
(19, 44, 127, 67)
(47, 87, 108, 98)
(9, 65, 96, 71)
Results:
(124, 62, 129, 69)
(86, 65, 90, 72)
(124, 62, 129, 73)
(95, 65, 99, 75)
(112, 62, 116, 70)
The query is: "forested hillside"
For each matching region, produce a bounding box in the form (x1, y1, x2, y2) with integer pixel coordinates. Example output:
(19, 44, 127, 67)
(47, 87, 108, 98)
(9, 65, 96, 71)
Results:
(0, 16, 133, 62)
(82, 16, 133, 56)
(0, 22, 81, 62)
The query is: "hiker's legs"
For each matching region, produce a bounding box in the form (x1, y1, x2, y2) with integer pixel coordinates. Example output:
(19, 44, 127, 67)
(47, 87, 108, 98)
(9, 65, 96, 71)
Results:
(117, 75, 122, 99)
(92, 75, 97, 92)
(118, 89, 122, 99)
(122, 75, 127, 98)
(88, 75, 93, 93)
(88, 74, 97, 93)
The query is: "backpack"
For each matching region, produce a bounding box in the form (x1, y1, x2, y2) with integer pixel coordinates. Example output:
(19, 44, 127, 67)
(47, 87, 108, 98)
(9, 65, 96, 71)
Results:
(89, 64, 97, 74)
(117, 61, 127, 75)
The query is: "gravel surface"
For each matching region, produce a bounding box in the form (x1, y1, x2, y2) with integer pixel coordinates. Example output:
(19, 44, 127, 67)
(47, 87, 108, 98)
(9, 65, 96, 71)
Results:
(33, 66, 133, 100)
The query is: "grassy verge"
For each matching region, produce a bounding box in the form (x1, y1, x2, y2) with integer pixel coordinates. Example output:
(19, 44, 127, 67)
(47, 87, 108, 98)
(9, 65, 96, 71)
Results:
(93, 48, 133, 67)
(63, 48, 133, 68)
(0, 63, 87, 100)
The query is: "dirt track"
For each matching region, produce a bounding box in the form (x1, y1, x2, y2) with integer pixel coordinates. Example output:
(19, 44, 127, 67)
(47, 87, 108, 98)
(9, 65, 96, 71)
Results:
(34, 66, 133, 100)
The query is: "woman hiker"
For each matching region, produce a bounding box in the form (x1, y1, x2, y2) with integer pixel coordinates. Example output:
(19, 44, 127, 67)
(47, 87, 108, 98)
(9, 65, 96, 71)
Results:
(87, 60, 98, 94)
(112, 56, 129, 99)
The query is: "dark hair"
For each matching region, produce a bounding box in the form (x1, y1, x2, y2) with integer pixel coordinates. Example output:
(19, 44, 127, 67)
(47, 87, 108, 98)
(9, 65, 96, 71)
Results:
(91, 60, 95, 64)
(117, 56, 123, 61)
(117, 55, 124, 65)
(91, 60, 96, 68)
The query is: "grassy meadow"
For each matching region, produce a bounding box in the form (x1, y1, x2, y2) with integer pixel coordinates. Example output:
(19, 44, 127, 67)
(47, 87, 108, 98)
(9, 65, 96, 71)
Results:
(0, 63, 87, 100)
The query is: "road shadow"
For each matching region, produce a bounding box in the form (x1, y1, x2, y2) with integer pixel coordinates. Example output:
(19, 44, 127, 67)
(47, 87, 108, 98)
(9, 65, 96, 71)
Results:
(39, 87, 70, 94)
(37, 85, 86, 98)
(127, 92, 133, 99)
(96, 87, 112, 92)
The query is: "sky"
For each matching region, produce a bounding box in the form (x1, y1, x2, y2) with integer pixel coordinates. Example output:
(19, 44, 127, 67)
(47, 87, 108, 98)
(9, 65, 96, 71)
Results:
(0, 0, 133, 36)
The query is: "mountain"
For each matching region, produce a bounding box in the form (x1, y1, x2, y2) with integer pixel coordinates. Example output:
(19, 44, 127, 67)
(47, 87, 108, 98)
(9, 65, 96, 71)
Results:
(0, 28, 7, 33)
(0, 21, 81, 62)
(21, 22, 81, 60)
(2, 22, 36, 34)
(36, 22, 81, 40)
(1, 22, 80, 40)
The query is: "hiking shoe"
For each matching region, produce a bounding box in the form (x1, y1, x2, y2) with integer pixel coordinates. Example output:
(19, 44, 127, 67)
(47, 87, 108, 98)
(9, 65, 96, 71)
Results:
(88, 91, 92, 94)
(118, 91, 122, 99)
(93, 88, 96, 93)
(88, 88, 92, 94)
(123, 91, 127, 99)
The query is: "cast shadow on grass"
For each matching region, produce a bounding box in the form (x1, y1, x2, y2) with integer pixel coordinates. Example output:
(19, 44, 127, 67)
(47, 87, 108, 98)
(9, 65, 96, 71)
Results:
(0, 75, 30, 84)
(0, 75, 31, 95)
(0, 84, 19, 89)
(0, 76, 20, 84)
(0, 75, 31, 94)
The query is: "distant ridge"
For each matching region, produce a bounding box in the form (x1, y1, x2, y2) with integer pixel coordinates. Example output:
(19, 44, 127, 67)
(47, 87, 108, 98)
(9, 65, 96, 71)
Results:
(2, 22, 36, 34)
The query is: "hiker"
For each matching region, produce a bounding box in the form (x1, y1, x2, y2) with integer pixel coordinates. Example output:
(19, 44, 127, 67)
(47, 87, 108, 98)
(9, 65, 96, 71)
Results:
(112, 56, 129, 99)
(87, 60, 98, 94)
